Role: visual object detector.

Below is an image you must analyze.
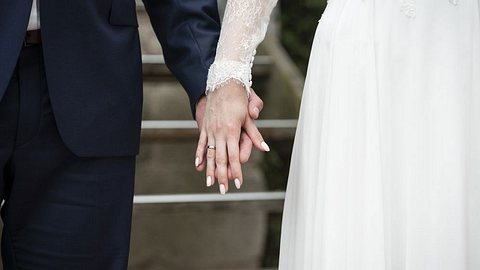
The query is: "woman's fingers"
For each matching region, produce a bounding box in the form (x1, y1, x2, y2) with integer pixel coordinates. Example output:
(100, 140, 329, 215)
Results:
(202, 118, 267, 192)
(215, 138, 229, 194)
(206, 135, 216, 188)
(195, 129, 208, 171)
(227, 165, 233, 181)
(243, 117, 270, 152)
(227, 134, 243, 190)
(199, 82, 259, 193)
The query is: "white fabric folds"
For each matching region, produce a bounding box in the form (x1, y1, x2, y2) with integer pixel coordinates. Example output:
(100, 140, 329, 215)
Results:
(279, 0, 480, 269)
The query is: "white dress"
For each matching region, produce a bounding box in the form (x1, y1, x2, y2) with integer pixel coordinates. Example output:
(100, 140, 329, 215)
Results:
(279, 0, 480, 269)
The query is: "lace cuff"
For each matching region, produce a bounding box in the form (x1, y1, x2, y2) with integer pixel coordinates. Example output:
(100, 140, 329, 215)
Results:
(205, 60, 253, 96)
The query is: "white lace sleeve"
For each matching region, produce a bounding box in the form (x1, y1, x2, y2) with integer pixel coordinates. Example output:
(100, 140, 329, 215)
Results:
(206, 0, 278, 96)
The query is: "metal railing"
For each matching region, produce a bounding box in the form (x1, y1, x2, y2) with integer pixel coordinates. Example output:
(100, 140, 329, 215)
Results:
(141, 119, 297, 140)
(134, 191, 286, 204)
(142, 54, 273, 77)
(141, 119, 297, 130)
(142, 54, 273, 66)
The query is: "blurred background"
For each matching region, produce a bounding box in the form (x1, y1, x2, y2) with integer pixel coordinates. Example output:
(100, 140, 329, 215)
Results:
(130, 0, 327, 269)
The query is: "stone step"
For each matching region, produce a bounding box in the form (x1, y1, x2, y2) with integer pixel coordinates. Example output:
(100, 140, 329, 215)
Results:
(131, 116, 292, 269)
(140, 54, 276, 120)
(131, 133, 278, 269)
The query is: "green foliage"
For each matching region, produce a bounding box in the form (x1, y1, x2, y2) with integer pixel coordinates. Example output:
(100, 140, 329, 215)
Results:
(280, 0, 327, 74)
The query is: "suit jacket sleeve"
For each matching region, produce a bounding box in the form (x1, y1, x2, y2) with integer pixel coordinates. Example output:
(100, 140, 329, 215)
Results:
(142, 0, 221, 118)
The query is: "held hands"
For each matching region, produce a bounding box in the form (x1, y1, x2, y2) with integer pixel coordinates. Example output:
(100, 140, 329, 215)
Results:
(195, 85, 269, 194)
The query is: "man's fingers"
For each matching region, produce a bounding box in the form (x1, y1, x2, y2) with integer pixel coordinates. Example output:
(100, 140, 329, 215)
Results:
(239, 131, 253, 164)
(248, 88, 264, 120)
(244, 117, 270, 153)
(227, 136, 243, 190)
(215, 139, 229, 195)
(195, 130, 207, 171)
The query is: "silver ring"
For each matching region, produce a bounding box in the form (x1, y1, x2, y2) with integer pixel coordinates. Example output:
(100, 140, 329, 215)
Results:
(207, 145, 216, 150)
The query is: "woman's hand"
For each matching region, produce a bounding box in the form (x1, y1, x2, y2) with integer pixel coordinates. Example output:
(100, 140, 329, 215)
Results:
(195, 84, 269, 194)
(195, 88, 264, 165)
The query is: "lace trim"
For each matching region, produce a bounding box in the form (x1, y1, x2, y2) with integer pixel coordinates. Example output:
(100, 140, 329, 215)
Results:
(206, 60, 252, 96)
(402, 0, 458, 18)
(401, 0, 416, 18)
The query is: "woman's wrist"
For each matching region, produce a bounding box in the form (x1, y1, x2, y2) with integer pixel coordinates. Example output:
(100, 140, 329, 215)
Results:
(206, 60, 252, 97)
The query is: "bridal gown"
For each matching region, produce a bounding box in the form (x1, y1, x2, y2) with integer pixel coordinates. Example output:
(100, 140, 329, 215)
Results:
(279, 0, 480, 269)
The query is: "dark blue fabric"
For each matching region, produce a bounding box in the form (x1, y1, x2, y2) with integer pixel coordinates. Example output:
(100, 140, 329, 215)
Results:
(0, 0, 220, 157)
(0, 46, 136, 270)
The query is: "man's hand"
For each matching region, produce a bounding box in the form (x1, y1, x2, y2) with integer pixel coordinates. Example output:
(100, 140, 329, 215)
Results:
(194, 87, 267, 194)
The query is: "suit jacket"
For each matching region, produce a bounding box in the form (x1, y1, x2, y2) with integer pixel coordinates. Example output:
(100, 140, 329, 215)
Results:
(0, 0, 220, 157)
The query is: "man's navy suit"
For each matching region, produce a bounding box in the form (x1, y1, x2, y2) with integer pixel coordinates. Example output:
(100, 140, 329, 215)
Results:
(0, 0, 220, 268)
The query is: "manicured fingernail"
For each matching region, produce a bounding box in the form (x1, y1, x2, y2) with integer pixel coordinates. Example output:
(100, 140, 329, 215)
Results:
(261, 141, 270, 152)
(195, 157, 200, 167)
(219, 184, 226, 195)
(234, 178, 241, 189)
(206, 176, 212, 187)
